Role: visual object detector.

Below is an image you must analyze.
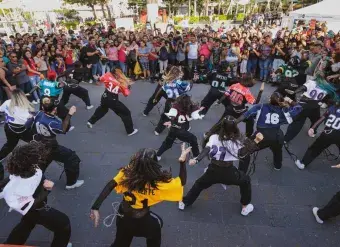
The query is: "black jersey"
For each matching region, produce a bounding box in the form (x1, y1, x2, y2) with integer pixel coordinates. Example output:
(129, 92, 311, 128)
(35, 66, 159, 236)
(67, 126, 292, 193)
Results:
(207, 70, 233, 92)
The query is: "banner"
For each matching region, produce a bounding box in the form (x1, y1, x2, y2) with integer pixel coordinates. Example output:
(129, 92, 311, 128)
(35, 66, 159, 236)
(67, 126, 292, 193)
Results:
(147, 3, 159, 24)
(115, 18, 134, 31)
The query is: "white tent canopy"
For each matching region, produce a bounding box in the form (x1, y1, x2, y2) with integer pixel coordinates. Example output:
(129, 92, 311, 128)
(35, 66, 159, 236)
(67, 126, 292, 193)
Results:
(290, 0, 340, 21)
(289, 0, 340, 31)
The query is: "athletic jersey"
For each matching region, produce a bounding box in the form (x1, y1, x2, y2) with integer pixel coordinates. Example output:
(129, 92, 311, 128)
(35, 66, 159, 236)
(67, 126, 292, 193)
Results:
(0, 168, 42, 215)
(25, 111, 64, 138)
(100, 72, 130, 97)
(113, 169, 183, 209)
(324, 105, 340, 131)
(162, 79, 192, 99)
(207, 71, 232, 92)
(244, 103, 302, 129)
(278, 64, 299, 78)
(302, 80, 328, 101)
(225, 83, 256, 110)
(206, 134, 242, 162)
(165, 105, 203, 127)
(0, 100, 31, 125)
(39, 79, 63, 97)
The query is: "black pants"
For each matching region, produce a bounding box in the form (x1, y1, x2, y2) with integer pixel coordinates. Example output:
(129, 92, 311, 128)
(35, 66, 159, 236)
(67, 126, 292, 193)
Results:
(112, 209, 163, 247)
(301, 130, 340, 167)
(0, 124, 32, 180)
(41, 144, 80, 186)
(317, 191, 340, 221)
(156, 126, 200, 157)
(200, 88, 228, 116)
(218, 106, 254, 137)
(88, 92, 134, 134)
(155, 98, 174, 134)
(143, 84, 168, 116)
(284, 101, 320, 143)
(239, 128, 284, 172)
(183, 163, 251, 206)
(61, 85, 91, 107)
(5, 207, 71, 247)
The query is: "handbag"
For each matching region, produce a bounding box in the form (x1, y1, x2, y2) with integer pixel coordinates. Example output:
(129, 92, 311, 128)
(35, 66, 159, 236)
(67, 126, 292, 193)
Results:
(134, 62, 142, 75)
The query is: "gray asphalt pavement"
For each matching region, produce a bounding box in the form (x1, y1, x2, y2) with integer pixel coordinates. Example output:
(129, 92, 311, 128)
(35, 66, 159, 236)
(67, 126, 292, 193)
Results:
(0, 81, 339, 247)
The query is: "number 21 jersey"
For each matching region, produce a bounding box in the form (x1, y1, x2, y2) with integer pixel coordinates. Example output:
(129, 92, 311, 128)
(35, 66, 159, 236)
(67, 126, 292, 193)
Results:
(206, 134, 242, 162)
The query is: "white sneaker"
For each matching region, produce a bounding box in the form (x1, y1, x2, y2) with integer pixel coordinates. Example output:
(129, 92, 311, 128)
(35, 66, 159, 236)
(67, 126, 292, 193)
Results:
(312, 207, 324, 224)
(68, 126, 75, 132)
(178, 201, 185, 210)
(187, 126, 192, 131)
(86, 105, 94, 110)
(274, 167, 281, 171)
(37, 99, 40, 104)
(295, 160, 305, 170)
(128, 129, 138, 136)
(66, 180, 84, 190)
(32, 100, 38, 105)
(88, 79, 93, 84)
(142, 112, 147, 117)
(87, 122, 93, 128)
(157, 156, 161, 161)
(154, 131, 160, 136)
(241, 204, 254, 216)
(67, 243, 73, 247)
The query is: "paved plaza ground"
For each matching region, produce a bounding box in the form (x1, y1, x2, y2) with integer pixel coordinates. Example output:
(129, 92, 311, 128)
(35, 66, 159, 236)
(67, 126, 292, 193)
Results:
(0, 81, 339, 247)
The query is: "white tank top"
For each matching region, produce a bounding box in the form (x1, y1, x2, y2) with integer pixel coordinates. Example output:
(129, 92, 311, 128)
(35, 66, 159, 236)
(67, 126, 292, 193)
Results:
(188, 42, 198, 59)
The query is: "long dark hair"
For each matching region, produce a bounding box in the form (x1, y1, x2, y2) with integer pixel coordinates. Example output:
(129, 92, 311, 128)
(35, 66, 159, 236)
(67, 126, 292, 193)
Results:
(23, 50, 34, 68)
(270, 92, 290, 108)
(203, 115, 242, 148)
(173, 94, 198, 115)
(6, 142, 50, 178)
(120, 148, 172, 191)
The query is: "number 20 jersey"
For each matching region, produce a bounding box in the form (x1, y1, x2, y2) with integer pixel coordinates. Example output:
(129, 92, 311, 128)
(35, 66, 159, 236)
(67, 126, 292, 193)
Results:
(324, 105, 340, 131)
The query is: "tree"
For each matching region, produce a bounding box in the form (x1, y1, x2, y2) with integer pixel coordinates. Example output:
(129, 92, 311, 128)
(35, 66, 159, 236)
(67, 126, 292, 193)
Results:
(64, 0, 98, 19)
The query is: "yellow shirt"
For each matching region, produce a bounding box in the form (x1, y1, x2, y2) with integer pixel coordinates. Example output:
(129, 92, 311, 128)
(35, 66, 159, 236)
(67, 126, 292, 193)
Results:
(113, 169, 183, 209)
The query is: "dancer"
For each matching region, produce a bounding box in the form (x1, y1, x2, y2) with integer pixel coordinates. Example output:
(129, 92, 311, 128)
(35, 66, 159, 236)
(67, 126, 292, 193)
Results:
(154, 66, 193, 135)
(87, 68, 138, 136)
(156, 94, 203, 161)
(199, 62, 234, 117)
(25, 97, 83, 189)
(58, 61, 94, 109)
(0, 142, 72, 247)
(284, 76, 336, 142)
(217, 74, 264, 137)
(0, 89, 34, 180)
(90, 143, 192, 247)
(237, 92, 302, 172)
(143, 70, 168, 117)
(313, 163, 340, 224)
(295, 102, 340, 170)
(179, 116, 263, 216)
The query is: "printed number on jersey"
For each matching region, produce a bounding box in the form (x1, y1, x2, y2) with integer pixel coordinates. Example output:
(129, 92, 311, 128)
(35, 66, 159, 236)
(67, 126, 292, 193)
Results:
(44, 88, 51, 96)
(166, 88, 179, 98)
(211, 80, 226, 88)
(210, 145, 228, 161)
(123, 192, 148, 208)
(325, 114, 340, 130)
(108, 82, 119, 94)
(284, 70, 298, 78)
(265, 113, 280, 124)
(35, 122, 51, 136)
(309, 89, 325, 100)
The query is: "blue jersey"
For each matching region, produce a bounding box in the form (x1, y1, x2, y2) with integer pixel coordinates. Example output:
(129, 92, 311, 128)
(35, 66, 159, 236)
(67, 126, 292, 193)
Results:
(39, 79, 63, 98)
(244, 103, 302, 129)
(324, 105, 340, 131)
(162, 79, 192, 99)
(25, 111, 64, 138)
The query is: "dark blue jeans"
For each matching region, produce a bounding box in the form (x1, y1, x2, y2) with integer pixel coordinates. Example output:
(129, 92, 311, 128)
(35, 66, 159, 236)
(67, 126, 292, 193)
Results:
(259, 58, 271, 81)
(247, 58, 258, 75)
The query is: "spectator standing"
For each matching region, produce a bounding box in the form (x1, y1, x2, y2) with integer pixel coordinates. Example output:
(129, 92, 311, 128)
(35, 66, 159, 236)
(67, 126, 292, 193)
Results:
(23, 50, 41, 103)
(86, 36, 101, 83)
(137, 40, 150, 79)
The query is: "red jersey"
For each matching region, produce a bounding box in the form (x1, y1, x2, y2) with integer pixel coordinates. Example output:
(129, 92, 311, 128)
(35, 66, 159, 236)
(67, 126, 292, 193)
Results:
(226, 83, 255, 107)
(100, 72, 130, 97)
(24, 58, 38, 77)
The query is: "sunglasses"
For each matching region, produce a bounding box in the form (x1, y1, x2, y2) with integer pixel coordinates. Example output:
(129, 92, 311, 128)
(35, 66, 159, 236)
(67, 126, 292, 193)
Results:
(11, 56, 17, 58)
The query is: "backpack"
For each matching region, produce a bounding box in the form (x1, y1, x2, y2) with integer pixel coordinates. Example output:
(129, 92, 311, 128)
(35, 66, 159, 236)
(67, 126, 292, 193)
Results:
(159, 47, 169, 61)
